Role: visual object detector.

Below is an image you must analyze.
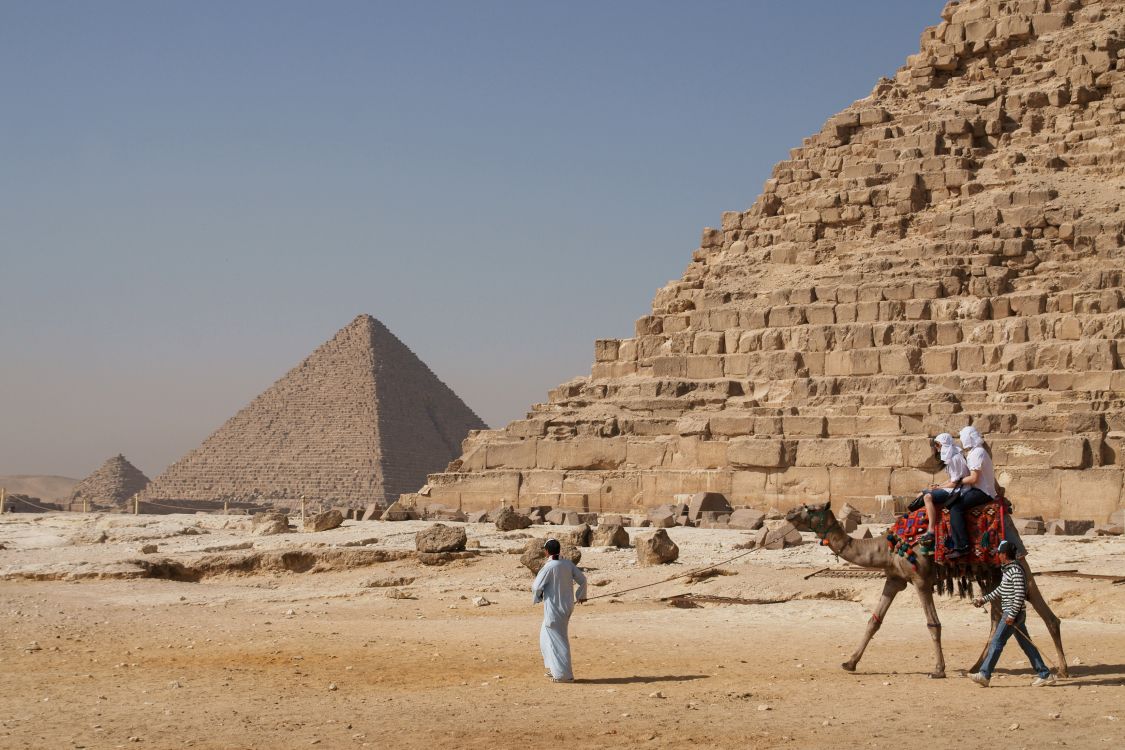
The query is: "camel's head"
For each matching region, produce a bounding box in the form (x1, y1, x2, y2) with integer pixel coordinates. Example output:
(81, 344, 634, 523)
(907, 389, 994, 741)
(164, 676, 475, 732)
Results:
(785, 501, 832, 533)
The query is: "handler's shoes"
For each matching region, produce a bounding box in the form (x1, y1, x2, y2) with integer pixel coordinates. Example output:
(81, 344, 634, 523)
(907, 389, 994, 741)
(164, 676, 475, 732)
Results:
(969, 672, 990, 688)
(1031, 674, 1057, 687)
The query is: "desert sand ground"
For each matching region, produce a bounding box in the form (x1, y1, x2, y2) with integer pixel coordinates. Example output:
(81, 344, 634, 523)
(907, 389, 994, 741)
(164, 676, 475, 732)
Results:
(1, 513, 1122, 750)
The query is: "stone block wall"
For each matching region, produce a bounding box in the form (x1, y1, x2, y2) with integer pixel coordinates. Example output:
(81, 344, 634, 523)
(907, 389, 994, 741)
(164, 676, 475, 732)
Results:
(422, 0, 1125, 522)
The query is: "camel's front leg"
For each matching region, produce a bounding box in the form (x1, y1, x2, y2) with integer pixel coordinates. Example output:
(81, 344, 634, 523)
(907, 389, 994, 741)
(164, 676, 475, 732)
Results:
(915, 582, 945, 678)
(969, 599, 1002, 674)
(1024, 563, 1069, 678)
(843, 577, 906, 672)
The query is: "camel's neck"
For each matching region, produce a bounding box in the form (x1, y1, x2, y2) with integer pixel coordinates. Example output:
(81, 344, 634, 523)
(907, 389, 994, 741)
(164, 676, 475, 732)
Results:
(821, 520, 891, 569)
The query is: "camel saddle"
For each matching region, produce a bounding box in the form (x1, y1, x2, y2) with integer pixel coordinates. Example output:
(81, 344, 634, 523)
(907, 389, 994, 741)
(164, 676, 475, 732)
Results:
(886, 500, 1007, 568)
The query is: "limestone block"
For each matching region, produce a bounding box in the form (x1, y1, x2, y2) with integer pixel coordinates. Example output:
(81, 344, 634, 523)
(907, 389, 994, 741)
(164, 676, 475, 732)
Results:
(521, 538, 581, 575)
(727, 508, 765, 530)
(709, 414, 755, 437)
(828, 468, 891, 506)
(415, 524, 467, 553)
(837, 503, 863, 533)
(1047, 519, 1095, 536)
(591, 524, 630, 548)
(727, 438, 784, 468)
(687, 492, 732, 521)
(685, 356, 723, 379)
(1057, 469, 1122, 522)
(693, 331, 724, 355)
(857, 438, 903, 467)
(636, 529, 679, 565)
(1013, 518, 1045, 536)
(305, 510, 344, 532)
(796, 439, 855, 467)
(626, 440, 670, 469)
(782, 416, 826, 438)
(485, 440, 538, 470)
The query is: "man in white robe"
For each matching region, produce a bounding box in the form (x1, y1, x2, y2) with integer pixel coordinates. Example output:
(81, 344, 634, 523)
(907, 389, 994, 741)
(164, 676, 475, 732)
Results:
(532, 538, 587, 683)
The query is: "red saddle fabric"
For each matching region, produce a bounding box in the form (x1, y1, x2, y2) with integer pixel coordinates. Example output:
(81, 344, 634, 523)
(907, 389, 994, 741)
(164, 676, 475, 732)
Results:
(933, 500, 1006, 567)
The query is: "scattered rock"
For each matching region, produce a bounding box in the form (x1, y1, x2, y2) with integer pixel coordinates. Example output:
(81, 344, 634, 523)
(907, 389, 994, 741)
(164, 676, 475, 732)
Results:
(415, 523, 467, 553)
(473, 596, 491, 607)
(495, 506, 533, 532)
(560, 523, 592, 547)
(251, 511, 291, 536)
(687, 492, 732, 521)
(328, 682, 338, 691)
(591, 524, 630, 548)
(728, 508, 765, 530)
(636, 529, 679, 566)
(520, 538, 581, 575)
(385, 589, 415, 599)
(140, 544, 159, 554)
(304, 510, 344, 532)
(362, 575, 415, 588)
(417, 551, 480, 566)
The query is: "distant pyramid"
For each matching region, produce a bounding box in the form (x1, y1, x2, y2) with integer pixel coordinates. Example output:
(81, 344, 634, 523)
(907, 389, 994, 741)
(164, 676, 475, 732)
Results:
(70, 454, 150, 507)
(143, 315, 486, 506)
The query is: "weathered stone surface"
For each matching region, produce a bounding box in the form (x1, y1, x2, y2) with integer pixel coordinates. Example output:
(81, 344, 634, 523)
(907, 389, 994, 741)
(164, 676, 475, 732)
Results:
(837, 503, 863, 533)
(1013, 517, 1046, 536)
(1046, 519, 1095, 536)
(591, 524, 630, 548)
(304, 510, 344, 532)
(520, 538, 582, 575)
(251, 511, 291, 536)
(687, 492, 733, 521)
(417, 550, 479, 566)
(636, 529, 679, 566)
(495, 506, 533, 532)
(380, 501, 416, 522)
(415, 523, 467, 553)
(559, 523, 593, 547)
(727, 508, 765, 530)
(763, 526, 804, 550)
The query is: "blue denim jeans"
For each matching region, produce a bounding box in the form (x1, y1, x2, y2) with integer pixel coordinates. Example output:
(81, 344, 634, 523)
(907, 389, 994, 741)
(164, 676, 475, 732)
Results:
(979, 609, 1050, 679)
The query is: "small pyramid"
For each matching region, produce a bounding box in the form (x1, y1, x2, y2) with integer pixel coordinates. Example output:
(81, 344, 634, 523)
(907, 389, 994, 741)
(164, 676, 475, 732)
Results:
(143, 315, 486, 506)
(70, 455, 151, 507)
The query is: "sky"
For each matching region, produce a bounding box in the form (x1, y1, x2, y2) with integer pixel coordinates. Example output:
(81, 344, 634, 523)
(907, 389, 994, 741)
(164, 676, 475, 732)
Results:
(0, 0, 943, 479)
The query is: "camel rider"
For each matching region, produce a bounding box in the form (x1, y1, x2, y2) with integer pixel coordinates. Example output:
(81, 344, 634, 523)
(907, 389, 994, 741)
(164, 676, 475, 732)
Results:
(918, 433, 969, 545)
(944, 425, 996, 560)
(970, 540, 1056, 687)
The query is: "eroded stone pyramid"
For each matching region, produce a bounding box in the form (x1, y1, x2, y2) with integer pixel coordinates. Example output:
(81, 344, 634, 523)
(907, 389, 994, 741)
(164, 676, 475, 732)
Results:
(143, 315, 486, 506)
(70, 454, 150, 508)
(425, 0, 1125, 522)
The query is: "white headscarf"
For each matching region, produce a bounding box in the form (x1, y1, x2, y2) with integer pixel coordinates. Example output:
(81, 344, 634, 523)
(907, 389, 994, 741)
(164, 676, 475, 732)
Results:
(934, 432, 961, 464)
(959, 425, 984, 451)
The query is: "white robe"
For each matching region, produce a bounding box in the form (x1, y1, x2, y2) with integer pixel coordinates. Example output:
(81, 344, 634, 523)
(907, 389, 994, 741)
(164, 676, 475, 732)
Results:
(532, 558, 588, 680)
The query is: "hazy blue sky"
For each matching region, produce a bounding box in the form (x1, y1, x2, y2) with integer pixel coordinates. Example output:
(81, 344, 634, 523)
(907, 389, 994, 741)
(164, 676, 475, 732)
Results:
(0, 1, 942, 479)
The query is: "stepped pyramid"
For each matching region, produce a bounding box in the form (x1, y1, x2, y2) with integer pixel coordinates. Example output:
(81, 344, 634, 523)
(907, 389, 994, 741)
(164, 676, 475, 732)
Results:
(143, 315, 487, 506)
(425, 0, 1125, 522)
(70, 454, 150, 508)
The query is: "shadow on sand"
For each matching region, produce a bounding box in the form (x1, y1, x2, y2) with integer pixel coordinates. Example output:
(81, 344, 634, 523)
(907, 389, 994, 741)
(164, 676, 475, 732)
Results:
(575, 674, 709, 685)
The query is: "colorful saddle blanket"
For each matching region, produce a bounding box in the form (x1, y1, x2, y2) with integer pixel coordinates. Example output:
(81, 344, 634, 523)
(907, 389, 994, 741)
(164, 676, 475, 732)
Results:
(933, 500, 1006, 567)
(886, 509, 933, 566)
(886, 501, 1006, 568)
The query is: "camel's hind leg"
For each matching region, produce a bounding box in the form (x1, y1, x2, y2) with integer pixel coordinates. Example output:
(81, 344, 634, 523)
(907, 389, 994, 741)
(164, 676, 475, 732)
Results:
(1024, 563, 1068, 678)
(915, 582, 946, 678)
(843, 577, 906, 673)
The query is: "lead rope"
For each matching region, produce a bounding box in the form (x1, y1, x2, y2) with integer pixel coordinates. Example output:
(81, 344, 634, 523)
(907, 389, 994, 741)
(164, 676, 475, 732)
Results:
(583, 521, 797, 602)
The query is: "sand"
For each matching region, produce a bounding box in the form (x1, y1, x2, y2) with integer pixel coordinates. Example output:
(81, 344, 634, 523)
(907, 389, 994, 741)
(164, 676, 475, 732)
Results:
(1, 513, 1122, 749)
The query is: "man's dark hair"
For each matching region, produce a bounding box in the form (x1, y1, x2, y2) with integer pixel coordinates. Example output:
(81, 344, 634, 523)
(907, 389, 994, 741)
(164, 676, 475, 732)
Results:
(543, 538, 561, 557)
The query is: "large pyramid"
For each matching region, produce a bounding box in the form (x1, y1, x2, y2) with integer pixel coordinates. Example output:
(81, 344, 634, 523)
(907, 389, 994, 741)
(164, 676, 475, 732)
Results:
(69, 454, 150, 508)
(424, 0, 1125, 522)
(143, 315, 487, 506)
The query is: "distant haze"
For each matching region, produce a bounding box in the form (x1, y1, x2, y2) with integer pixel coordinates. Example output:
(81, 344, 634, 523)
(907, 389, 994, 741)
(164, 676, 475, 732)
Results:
(0, 1, 941, 478)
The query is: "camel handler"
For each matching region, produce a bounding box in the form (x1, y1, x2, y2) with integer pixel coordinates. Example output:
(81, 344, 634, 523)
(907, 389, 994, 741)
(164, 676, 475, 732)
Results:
(970, 540, 1056, 687)
(532, 538, 588, 683)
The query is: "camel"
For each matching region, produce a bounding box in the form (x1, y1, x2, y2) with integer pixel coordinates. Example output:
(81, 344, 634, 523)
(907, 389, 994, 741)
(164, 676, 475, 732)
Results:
(784, 501, 1068, 679)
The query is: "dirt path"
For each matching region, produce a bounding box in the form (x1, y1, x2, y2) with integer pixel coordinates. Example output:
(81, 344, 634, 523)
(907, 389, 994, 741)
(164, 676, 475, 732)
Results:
(2, 527, 1123, 750)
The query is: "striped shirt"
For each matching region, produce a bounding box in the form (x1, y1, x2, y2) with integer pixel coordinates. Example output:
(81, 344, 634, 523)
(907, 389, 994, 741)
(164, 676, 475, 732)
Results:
(982, 561, 1026, 618)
